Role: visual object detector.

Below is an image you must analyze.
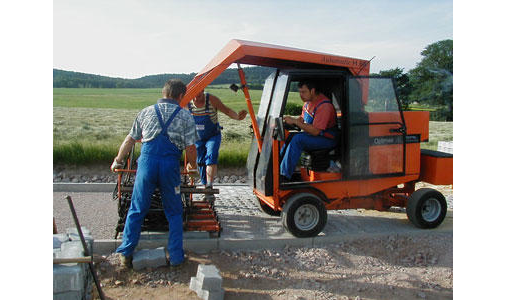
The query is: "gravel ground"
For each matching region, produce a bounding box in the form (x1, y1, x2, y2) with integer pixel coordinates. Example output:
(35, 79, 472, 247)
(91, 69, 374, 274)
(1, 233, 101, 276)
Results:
(54, 165, 453, 299)
(94, 232, 452, 300)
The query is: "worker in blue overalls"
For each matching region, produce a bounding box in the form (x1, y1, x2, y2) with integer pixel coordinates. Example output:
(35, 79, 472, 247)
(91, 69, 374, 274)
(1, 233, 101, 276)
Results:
(280, 80, 339, 182)
(187, 90, 247, 196)
(110, 79, 198, 268)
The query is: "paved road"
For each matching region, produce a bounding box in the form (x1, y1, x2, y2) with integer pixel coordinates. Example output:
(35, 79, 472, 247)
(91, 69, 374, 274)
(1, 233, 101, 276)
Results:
(53, 185, 453, 244)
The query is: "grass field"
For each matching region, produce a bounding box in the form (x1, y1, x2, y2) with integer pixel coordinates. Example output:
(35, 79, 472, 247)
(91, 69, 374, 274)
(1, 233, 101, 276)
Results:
(53, 87, 452, 166)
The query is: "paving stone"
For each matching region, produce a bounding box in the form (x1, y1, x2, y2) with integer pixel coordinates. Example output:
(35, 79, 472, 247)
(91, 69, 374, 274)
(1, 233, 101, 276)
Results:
(132, 247, 167, 271)
(53, 264, 84, 293)
(190, 264, 224, 300)
(53, 290, 83, 300)
(53, 233, 70, 249)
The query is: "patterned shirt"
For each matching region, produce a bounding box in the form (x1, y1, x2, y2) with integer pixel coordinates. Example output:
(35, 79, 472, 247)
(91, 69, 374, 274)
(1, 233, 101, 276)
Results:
(187, 93, 219, 124)
(129, 99, 197, 151)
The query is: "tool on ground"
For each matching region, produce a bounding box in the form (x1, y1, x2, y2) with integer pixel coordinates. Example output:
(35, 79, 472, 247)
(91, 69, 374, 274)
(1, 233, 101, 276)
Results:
(66, 195, 105, 300)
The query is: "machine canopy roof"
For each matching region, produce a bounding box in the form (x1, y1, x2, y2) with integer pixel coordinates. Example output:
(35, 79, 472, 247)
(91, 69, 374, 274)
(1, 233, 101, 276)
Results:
(182, 39, 370, 105)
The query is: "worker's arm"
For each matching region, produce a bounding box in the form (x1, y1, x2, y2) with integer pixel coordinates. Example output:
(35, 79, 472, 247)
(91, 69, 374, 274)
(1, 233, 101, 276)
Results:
(209, 94, 247, 120)
(111, 135, 136, 171)
(283, 116, 321, 136)
(185, 144, 197, 170)
(185, 144, 199, 179)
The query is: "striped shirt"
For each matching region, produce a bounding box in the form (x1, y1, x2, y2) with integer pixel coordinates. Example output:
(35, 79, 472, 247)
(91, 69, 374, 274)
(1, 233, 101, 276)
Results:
(129, 99, 197, 151)
(188, 93, 219, 124)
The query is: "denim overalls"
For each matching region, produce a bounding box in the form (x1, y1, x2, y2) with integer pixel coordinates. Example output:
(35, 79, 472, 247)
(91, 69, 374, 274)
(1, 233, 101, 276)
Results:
(280, 100, 338, 179)
(188, 93, 221, 185)
(116, 103, 184, 265)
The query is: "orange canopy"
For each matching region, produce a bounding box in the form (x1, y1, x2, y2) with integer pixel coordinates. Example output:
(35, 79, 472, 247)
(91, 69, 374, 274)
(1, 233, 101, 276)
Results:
(182, 39, 370, 106)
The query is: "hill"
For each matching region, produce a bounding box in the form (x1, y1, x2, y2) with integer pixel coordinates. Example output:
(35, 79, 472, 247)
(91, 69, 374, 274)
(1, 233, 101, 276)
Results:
(53, 66, 275, 89)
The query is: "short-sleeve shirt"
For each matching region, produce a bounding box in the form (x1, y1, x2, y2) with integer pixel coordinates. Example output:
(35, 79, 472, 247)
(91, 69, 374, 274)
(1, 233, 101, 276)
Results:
(129, 98, 198, 151)
(301, 95, 337, 131)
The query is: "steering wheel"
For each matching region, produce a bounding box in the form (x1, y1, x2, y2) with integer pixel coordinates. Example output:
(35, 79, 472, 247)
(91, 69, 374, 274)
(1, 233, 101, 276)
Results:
(283, 121, 301, 131)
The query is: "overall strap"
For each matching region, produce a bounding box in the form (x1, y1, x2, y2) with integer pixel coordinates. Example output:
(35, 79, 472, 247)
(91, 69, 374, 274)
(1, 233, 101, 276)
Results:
(312, 100, 332, 116)
(154, 104, 182, 135)
(205, 93, 210, 113)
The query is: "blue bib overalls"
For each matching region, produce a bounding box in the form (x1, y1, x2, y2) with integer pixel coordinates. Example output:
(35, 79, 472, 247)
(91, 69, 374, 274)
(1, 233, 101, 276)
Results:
(188, 93, 221, 185)
(280, 100, 338, 179)
(116, 103, 184, 265)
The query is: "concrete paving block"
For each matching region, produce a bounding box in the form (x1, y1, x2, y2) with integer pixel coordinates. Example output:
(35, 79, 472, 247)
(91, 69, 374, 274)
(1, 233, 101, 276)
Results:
(132, 247, 167, 270)
(66, 226, 91, 236)
(184, 238, 218, 253)
(53, 248, 61, 258)
(196, 264, 222, 292)
(206, 289, 224, 300)
(53, 264, 84, 293)
(54, 233, 70, 249)
(60, 241, 85, 258)
(53, 290, 83, 300)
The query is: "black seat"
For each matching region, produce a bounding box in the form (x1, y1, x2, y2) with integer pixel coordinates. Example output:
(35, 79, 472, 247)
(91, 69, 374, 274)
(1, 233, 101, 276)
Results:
(301, 148, 340, 172)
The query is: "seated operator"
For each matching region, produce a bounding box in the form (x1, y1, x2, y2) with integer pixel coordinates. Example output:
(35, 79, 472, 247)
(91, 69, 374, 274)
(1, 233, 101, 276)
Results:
(280, 80, 338, 182)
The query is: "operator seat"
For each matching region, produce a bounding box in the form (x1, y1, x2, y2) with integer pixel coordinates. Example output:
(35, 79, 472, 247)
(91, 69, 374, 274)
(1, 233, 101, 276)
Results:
(300, 86, 343, 173)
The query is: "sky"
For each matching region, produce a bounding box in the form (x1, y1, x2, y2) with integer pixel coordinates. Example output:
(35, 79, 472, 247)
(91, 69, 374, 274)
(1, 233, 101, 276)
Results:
(53, 0, 453, 79)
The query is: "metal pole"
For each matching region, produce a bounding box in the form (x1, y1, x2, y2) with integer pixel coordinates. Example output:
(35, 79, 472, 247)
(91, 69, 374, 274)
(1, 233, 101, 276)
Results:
(66, 195, 106, 300)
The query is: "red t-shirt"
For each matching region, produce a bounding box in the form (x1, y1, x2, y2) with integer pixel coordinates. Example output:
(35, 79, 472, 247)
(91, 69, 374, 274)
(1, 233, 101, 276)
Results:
(301, 95, 337, 131)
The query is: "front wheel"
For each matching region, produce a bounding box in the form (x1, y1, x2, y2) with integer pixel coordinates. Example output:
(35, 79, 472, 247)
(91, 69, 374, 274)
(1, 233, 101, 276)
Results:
(281, 193, 327, 238)
(407, 188, 447, 228)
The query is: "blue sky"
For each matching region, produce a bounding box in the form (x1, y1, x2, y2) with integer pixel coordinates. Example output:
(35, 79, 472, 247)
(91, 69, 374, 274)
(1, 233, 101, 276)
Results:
(53, 0, 452, 78)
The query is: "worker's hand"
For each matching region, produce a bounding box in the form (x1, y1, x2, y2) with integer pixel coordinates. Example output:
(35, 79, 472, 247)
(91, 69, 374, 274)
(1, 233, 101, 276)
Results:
(237, 110, 247, 121)
(283, 116, 297, 125)
(110, 158, 124, 173)
(186, 163, 200, 179)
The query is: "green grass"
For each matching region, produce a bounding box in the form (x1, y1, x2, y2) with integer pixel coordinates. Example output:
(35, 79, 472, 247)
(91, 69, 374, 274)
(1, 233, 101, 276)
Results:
(54, 87, 452, 166)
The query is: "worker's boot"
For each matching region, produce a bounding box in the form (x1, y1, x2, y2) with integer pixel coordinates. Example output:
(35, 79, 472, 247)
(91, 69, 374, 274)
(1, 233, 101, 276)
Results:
(165, 248, 186, 269)
(119, 254, 133, 269)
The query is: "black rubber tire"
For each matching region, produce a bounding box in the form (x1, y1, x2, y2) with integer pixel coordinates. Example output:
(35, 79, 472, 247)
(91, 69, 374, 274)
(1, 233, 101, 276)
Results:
(407, 188, 447, 229)
(256, 197, 281, 216)
(281, 193, 327, 238)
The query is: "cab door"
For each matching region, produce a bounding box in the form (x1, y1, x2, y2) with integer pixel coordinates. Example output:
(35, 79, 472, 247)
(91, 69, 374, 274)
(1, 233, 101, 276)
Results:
(344, 76, 406, 179)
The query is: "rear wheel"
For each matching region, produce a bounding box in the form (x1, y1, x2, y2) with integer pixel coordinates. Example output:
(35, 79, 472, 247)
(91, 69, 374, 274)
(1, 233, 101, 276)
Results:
(407, 188, 447, 228)
(281, 193, 327, 237)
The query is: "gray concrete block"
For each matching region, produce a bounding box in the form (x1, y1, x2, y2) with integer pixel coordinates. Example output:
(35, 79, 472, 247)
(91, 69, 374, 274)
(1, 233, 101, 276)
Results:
(132, 247, 167, 270)
(53, 248, 61, 258)
(66, 226, 91, 236)
(54, 233, 70, 249)
(196, 264, 222, 292)
(190, 264, 225, 300)
(53, 290, 83, 300)
(53, 264, 84, 293)
(60, 241, 85, 258)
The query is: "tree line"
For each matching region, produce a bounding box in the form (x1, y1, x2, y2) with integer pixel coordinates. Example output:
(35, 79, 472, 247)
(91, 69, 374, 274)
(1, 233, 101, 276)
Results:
(53, 67, 274, 89)
(54, 39, 452, 120)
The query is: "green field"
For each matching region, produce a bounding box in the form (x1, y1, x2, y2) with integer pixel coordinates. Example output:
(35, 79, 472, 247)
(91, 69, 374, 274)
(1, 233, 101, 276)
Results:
(53, 87, 452, 166)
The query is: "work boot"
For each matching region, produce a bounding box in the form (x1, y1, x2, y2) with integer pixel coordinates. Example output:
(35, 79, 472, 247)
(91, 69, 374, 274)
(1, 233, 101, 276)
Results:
(165, 248, 186, 269)
(119, 254, 133, 269)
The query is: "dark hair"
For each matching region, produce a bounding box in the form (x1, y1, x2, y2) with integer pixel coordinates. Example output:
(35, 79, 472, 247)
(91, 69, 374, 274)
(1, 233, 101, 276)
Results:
(162, 79, 187, 99)
(298, 80, 320, 94)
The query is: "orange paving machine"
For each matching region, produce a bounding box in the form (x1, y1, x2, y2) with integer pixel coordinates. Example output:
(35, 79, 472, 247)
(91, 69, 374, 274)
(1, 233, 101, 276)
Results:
(182, 39, 452, 237)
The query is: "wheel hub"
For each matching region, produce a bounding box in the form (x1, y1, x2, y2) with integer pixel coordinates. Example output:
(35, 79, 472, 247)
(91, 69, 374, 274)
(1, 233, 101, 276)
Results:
(421, 197, 442, 222)
(294, 204, 319, 231)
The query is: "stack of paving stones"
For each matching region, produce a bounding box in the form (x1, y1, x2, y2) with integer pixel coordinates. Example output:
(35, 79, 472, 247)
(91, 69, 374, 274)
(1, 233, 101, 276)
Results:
(53, 227, 94, 300)
(190, 264, 224, 300)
